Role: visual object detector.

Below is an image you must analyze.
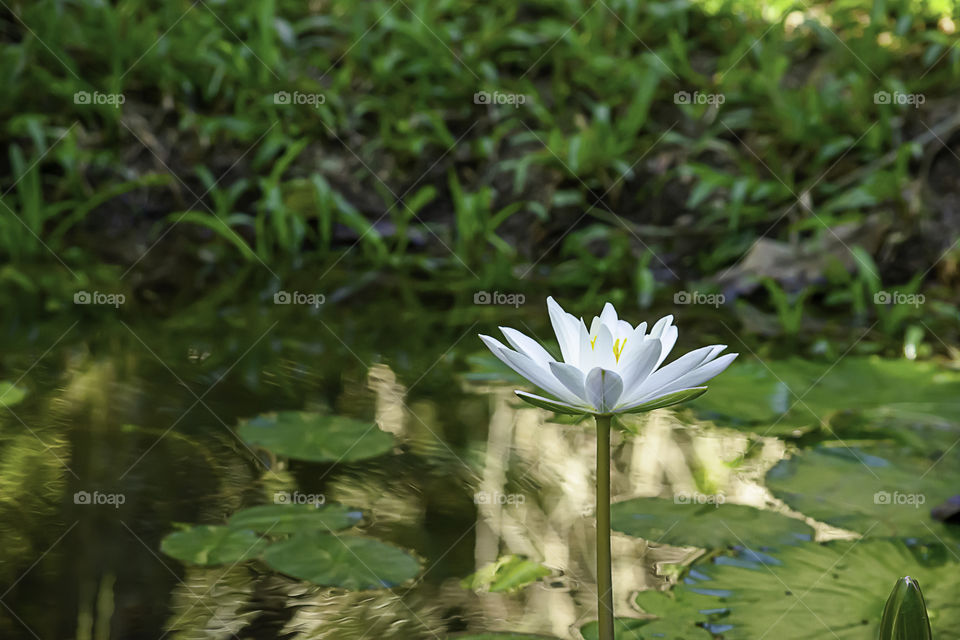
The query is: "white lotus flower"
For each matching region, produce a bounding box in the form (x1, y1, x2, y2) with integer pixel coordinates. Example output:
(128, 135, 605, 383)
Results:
(479, 297, 737, 415)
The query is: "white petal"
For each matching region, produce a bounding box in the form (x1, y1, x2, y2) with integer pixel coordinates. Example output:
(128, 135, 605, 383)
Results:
(647, 345, 717, 384)
(515, 390, 590, 415)
(700, 344, 727, 365)
(616, 319, 633, 338)
(480, 334, 582, 404)
(652, 353, 737, 396)
(547, 297, 580, 365)
(618, 339, 661, 395)
(599, 302, 618, 327)
(479, 333, 512, 358)
(621, 344, 715, 405)
(626, 352, 737, 406)
(578, 320, 595, 370)
(592, 324, 615, 370)
(495, 347, 584, 404)
(634, 321, 648, 339)
(588, 316, 602, 338)
(549, 362, 588, 401)
(584, 367, 624, 413)
(500, 326, 555, 368)
(649, 315, 674, 338)
(655, 325, 678, 368)
(617, 323, 651, 364)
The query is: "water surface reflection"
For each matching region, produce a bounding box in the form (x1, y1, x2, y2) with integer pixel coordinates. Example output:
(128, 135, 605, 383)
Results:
(0, 309, 790, 639)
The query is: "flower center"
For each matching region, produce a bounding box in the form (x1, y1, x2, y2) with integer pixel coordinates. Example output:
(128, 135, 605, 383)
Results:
(613, 338, 627, 362)
(589, 335, 627, 363)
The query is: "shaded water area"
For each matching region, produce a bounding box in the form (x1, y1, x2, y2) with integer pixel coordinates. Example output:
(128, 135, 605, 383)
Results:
(1, 285, 959, 639)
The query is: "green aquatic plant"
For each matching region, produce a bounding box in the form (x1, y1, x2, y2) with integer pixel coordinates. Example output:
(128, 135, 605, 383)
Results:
(479, 297, 737, 640)
(879, 577, 933, 640)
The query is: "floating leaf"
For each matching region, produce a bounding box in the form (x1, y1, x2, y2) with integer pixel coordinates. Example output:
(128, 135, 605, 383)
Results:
(826, 405, 960, 457)
(692, 358, 960, 436)
(461, 555, 551, 593)
(228, 503, 361, 534)
(261, 532, 419, 589)
(689, 360, 792, 427)
(610, 497, 813, 548)
(630, 588, 728, 638)
(160, 525, 268, 566)
(238, 412, 394, 462)
(675, 540, 960, 639)
(766, 446, 960, 543)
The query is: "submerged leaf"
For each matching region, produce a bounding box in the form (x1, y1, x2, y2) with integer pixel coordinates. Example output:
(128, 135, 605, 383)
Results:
(228, 503, 361, 534)
(671, 540, 960, 639)
(767, 446, 960, 543)
(461, 555, 551, 593)
(261, 532, 419, 589)
(692, 357, 960, 436)
(610, 497, 813, 548)
(161, 525, 268, 566)
(237, 412, 394, 462)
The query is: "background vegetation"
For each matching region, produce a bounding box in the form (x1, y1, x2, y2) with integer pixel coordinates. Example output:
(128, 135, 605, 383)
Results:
(4, 0, 960, 352)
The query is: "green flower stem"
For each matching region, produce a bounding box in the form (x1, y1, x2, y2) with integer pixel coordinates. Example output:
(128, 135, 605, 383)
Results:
(595, 413, 614, 640)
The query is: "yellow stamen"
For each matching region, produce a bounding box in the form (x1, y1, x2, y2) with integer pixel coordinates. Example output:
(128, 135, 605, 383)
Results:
(613, 338, 627, 362)
(590, 335, 598, 350)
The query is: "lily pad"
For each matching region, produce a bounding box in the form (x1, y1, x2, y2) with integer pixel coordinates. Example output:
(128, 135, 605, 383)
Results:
(610, 497, 813, 549)
(261, 532, 419, 589)
(228, 503, 361, 534)
(767, 446, 960, 543)
(826, 404, 960, 458)
(630, 588, 730, 638)
(0, 381, 27, 408)
(690, 360, 788, 425)
(677, 540, 960, 639)
(461, 555, 551, 593)
(237, 412, 394, 463)
(692, 358, 960, 436)
(161, 525, 268, 566)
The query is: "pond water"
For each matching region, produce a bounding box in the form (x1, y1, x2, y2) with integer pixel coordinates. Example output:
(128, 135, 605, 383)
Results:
(2, 292, 959, 639)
